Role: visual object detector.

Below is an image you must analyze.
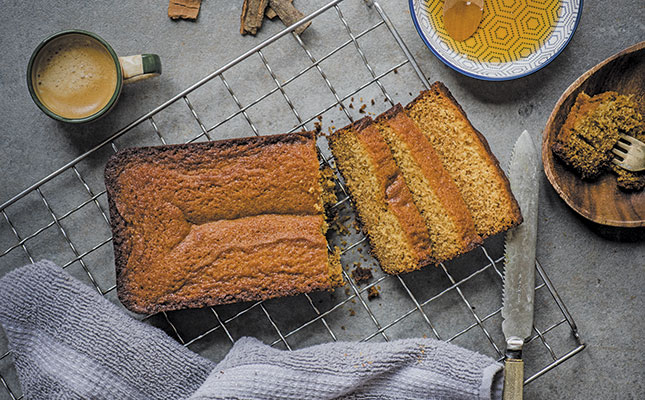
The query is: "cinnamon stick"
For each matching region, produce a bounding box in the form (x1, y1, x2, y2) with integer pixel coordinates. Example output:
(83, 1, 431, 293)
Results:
(168, 0, 201, 20)
(266, 0, 292, 19)
(266, 8, 277, 19)
(240, 0, 269, 35)
(269, 0, 311, 35)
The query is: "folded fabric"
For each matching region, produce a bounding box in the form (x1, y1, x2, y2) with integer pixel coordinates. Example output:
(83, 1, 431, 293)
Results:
(0, 260, 503, 400)
(192, 337, 503, 400)
(0, 260, 215, 399)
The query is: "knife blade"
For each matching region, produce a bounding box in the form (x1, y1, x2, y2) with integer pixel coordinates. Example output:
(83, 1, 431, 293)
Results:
(501, 130, 539, 400)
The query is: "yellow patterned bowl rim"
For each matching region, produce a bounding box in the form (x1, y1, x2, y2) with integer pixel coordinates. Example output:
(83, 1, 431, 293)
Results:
(409, 0, 583, 81)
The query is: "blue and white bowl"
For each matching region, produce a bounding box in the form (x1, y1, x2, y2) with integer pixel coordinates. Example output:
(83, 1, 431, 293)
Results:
(409, 0, 583, 81)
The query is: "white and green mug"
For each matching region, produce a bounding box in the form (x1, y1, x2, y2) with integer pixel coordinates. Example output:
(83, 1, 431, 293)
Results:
(27, 29, 161, 123)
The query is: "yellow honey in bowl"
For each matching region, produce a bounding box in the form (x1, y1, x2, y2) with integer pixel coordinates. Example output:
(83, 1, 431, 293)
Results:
(444, 1, 484, 42)
(428, 0, 562, 62)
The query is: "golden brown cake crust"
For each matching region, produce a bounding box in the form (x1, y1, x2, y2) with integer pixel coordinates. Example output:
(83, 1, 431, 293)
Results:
(105, 132, 342, 314)
(375, 104, 482, 259)
(405, 82, 522, 237)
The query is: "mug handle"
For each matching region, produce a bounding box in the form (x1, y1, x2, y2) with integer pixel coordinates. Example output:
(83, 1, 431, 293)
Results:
(118, 54, 162, 84)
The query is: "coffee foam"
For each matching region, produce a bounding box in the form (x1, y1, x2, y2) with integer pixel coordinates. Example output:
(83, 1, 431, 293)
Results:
(33, 34, 118, 119)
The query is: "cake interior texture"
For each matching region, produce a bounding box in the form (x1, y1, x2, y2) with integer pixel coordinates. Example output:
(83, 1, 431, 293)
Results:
(328, 117, 434, 274)
(552, 91, 645, 190)
(404, 82, 522, 238)
(105, 132, 343, 314)
(374, 105, 482, 262)
(328, 81, 521, 275)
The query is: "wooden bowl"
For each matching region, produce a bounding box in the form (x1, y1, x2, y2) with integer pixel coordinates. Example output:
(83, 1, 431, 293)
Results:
(543, 41, 645, 228)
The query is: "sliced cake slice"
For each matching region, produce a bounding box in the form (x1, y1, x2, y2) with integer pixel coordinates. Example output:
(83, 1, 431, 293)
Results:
(374, 104, 482, 263)
(328, 117, 434, 274)
(552, 91, 643, 181)
(405, 82, 522, 238)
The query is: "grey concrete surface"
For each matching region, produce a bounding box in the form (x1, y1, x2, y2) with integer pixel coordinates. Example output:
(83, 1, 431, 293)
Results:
(0, 0, 643, 399)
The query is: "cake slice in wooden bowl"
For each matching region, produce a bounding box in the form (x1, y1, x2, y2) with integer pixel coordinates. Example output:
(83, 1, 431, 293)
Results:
(105, 131, 343, 314)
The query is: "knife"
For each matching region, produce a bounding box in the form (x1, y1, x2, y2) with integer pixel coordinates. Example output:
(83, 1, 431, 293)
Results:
(502, 130, 539, 400)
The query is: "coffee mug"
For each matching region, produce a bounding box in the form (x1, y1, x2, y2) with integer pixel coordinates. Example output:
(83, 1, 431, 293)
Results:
(27, 29, 161, 123)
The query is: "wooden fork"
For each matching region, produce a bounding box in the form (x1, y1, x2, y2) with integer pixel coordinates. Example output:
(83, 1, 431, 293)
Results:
(612, 133, 645, 172)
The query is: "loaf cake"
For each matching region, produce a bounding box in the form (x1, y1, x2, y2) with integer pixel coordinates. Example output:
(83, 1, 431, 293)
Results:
(105, 132, 343, 314)
(328, 117, 434, 274)
(404, 82, 522, 238)
(374, 105, 482, 262)
(552, 91, 644, 191)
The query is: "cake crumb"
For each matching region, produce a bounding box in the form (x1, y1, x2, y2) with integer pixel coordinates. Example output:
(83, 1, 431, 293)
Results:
(359, 104, 367, 114)
(331, 219, 350, 236)
(351, 266, 373, 285)
(367, 286, 380, 300)
(370, 99, 375, 106)
(349, 309, 356, 316)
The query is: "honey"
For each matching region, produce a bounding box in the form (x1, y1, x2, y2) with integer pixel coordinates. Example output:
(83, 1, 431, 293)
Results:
(428, 0, 562, 62)
(444, 1, 483, 42)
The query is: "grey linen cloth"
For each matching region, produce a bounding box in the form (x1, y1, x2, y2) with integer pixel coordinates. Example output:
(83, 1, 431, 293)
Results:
(0, 260, 503, 400)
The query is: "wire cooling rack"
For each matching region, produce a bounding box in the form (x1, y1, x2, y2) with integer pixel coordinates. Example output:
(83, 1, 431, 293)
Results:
(0, 1, 585, 398)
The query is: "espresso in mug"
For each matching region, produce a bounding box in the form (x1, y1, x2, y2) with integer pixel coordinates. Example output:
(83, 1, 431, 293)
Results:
(32, 34, 117, 119)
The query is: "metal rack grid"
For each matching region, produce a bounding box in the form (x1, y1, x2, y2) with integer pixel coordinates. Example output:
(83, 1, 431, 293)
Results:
(0, 1, 585, 398)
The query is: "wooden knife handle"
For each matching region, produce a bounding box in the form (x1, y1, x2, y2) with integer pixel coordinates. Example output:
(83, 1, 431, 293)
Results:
(503, 358, 524, 400)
